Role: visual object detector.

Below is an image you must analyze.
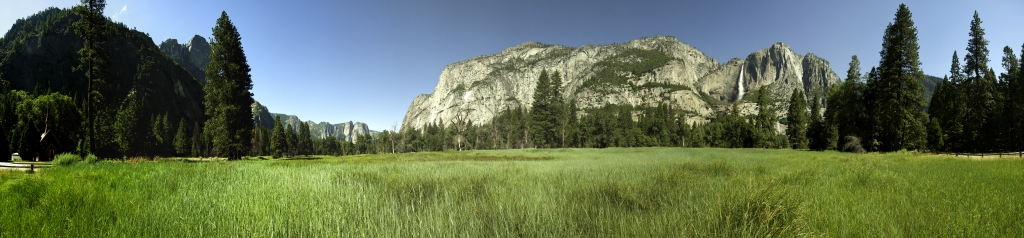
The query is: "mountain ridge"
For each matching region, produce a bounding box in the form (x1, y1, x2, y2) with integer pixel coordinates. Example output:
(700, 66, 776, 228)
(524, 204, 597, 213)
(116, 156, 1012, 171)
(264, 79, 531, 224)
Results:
(401, 36, 842, 130)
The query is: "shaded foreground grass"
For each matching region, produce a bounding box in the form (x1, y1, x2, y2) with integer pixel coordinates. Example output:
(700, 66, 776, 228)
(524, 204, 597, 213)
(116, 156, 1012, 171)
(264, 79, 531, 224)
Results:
(1, 148, 1022, 237)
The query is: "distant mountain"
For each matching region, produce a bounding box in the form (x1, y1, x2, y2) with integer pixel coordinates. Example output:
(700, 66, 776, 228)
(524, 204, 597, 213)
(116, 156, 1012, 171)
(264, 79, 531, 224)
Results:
(0, 7, 206, 125)
(250, 101, 374, 142)
(158, 35, 210, 84)
(158, 34, 375, 142)
(402, 36, 841, 129)
(920, 75, 941, 108)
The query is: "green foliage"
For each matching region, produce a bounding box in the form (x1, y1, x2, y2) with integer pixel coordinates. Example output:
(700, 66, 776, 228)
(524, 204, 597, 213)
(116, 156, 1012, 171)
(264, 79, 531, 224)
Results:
(826, 55, 870, 149)
(203, 11, 254, 160)
(753, 86, 779, 148)
(84, 153, 99, 164)
(871, 4, 927, 151)
(581, 48, 675, 92)
(13, 92, 83, 158)
(927, 117, 945, 152)
(285, 125, 298, 157)
(786, 89, 808, 149)
(73, 1, 107, 155)
(270, 115, 285, 158)
(51, 152, 82, 166)
(298, 122, 312, 156)
(174, 119, 191, 156)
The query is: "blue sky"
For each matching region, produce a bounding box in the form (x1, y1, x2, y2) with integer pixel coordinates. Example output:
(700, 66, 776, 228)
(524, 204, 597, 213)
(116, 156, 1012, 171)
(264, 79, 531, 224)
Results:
(2, 0, 1023, 130)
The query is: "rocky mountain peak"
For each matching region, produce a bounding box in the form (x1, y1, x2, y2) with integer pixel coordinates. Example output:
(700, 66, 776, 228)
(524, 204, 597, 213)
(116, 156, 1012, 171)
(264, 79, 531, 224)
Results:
(159, 35, 210, 84)
(402, 36, 841, 130)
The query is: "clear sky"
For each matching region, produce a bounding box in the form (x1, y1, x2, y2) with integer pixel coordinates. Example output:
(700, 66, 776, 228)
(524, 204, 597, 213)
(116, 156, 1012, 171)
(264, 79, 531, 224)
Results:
(2, 0, 1023, 130)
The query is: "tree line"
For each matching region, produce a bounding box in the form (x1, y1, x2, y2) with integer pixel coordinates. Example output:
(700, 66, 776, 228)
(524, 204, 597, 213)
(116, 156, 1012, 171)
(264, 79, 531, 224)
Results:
(4, 4, 1020, 161)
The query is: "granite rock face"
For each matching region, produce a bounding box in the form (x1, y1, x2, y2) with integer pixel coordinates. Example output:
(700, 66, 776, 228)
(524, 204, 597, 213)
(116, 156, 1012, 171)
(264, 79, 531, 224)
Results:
(402, 36, 841, 129)
(159, 35, 211, 84)
(251, 101, 374, 143)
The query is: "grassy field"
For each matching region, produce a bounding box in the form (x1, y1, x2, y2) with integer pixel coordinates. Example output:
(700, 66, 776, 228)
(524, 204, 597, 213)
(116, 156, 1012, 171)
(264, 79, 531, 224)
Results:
(1, 148, 1022, 237)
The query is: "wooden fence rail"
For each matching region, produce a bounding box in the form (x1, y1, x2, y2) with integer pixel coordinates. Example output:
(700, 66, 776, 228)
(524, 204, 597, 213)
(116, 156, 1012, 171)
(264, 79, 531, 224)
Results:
(942, 151, 1024, 158)
(0, 162, 51, 172)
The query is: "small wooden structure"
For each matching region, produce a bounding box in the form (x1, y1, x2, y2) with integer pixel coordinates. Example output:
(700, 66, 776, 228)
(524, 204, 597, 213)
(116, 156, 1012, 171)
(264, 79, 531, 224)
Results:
(37, 118, 63, 161)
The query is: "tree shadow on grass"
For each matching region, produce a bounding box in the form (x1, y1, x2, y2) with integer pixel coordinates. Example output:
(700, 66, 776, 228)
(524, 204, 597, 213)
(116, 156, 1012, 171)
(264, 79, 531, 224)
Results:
(282, 156, 323, 161)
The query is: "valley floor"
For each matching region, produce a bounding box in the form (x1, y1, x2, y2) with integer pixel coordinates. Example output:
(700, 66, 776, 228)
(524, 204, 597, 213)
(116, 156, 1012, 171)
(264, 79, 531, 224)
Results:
(1, 148, 1022, 237)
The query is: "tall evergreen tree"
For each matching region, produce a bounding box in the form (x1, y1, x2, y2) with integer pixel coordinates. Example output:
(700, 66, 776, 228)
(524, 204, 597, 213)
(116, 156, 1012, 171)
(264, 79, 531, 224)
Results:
(298, 122, 312, 155)
(786, 89, 808, 149)
(204, 11, 255, 160)
(754, 86, 777, 148)
(286, 124, 297, 157)
(114, 89, 146, 157)
(934, 52, 967, 150)
(174, 119, 191, 156)
(961, 12, 995, 152)
(828, 55, 868, 143)
(74, 0, 107, 155)
(872, 4, 928, 151)
(530, 70, 552, 148)
(270, 115, 285, 158)
(550, 71, 566, 147)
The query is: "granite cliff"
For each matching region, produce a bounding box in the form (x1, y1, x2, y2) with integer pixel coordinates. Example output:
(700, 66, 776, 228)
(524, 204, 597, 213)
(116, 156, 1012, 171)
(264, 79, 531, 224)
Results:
(159, 35, 211, 84)
(402, 36, 841, 129)
(250, 101, 373, 142)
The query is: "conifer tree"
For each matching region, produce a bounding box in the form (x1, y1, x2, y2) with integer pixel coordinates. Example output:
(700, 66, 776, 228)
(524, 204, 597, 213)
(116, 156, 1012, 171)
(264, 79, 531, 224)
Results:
(786, 89, 808, 149)
(872, 4, 928, 151)
(298, 122, 312, 155)
(270, 115, 285, 158)
(204, 11, 255, 160)
(286, 124, 298, 157)
(174, 119, 191, 156)
(754, 86, 777, 148)
(827, 55, 868, 144)
(960, 12, 996, 151)
(530, 70, 552, 148)
(74, 0, 107, 155)
(115, 90, 146, 157)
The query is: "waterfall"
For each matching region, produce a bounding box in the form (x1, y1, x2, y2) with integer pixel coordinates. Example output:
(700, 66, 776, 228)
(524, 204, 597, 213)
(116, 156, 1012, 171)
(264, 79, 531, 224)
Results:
(737, 64, 745, 101)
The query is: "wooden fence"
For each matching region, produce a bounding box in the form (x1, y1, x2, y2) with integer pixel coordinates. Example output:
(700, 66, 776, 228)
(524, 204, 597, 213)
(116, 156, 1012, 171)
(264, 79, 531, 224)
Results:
(0, 162, 51, 172)
(943, 151, 1024, 158)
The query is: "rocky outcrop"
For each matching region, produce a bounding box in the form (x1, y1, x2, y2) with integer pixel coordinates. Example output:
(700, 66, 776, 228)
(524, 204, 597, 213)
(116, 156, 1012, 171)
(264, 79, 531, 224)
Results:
(402, 36, 841, 129)
(251, 101, 374, 142)
(159, 35, 210, 84)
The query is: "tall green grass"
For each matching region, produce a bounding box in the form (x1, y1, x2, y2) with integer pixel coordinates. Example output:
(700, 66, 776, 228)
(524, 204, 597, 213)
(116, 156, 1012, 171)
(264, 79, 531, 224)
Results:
(1, 148, 1022, 237)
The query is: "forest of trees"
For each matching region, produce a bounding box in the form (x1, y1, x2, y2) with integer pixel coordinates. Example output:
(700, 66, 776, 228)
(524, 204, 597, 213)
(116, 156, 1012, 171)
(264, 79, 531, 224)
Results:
(2, 4, 1022, 161)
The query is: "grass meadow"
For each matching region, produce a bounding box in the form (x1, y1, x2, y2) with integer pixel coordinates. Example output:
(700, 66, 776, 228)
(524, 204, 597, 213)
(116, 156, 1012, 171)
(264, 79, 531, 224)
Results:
(1, 148, 1022, 237)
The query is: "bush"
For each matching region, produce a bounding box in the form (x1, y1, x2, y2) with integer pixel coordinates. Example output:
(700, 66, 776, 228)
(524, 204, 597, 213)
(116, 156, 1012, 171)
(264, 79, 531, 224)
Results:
(84, 154, 99, 164)
(841, 136, 866, 153)
(53, 153, 83, 166)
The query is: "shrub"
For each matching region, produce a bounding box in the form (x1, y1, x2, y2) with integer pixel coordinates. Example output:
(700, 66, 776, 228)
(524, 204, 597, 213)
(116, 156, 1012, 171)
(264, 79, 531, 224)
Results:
(52, 153, 83, 166)
(84, 154, 99, 164)
(841, 136, 866, 153)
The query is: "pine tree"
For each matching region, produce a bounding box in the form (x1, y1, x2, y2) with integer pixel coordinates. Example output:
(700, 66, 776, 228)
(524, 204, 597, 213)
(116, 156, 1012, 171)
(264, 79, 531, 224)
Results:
(808, 95, 826, 150)
(73, 0, 107, 155)
(872, 4, 928, 151)
(270, 115, 285, 158)
(204, 11, 255, 160)
(754, 86, 777, 148)
(550, 71, 565, 147)
(786, 88, 808, 149)
(959, 11, 996, 151)
(174, 119, 191, 156)
(114, 90, 146, 158)
(827, 55, 869, 146)
(286, 124, 298, 157)
(530, 70, 552, 148)
(1012, 44, 1024, 151)
(298, 122, 312, 155)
